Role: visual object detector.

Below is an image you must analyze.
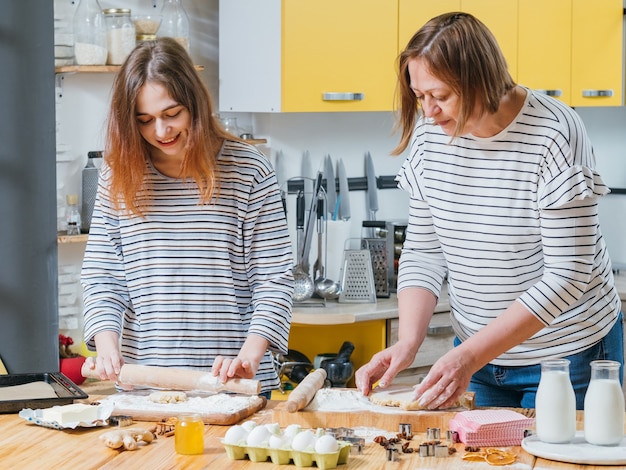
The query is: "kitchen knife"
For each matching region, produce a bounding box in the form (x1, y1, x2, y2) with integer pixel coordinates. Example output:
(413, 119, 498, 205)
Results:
(301, 150, 313, 212)
(365, 151, 378, 221)
(323, 154, 337, 220)
(81, 363, 261, 396)
(337, 158, 351, 221)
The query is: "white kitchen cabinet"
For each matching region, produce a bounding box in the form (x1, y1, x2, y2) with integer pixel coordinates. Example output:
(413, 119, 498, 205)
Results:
(219, 0, 398, 112)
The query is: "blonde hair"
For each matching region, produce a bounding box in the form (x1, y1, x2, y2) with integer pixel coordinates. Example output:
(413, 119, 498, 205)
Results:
(105, 37, 232, 215)
(392, 12, 515, 155)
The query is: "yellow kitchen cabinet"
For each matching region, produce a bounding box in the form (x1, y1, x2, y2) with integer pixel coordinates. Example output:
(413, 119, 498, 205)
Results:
(287, 319, 387, 386)
(461, 0, 519, 80)
(398, 0, 461, 50)
(219, 0, 398, 112)
(518, 0, 572, 104)
(571, 0, 623, 107)
(398, 1, 518, 80)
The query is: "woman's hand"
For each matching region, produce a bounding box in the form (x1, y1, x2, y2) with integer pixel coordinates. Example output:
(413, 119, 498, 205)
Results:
(412, 346, 473, 409)
(355, 340, 418, 396)
(212, 334, 268, 383)
(88, 331, 132, 389)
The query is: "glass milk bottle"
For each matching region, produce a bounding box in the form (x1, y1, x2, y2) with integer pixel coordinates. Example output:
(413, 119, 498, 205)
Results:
(584, 360, 624, 445)
(535, 358, 576, 443)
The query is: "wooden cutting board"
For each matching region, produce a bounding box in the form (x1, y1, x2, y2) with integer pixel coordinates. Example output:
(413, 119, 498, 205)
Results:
(98, 391, 266, 425)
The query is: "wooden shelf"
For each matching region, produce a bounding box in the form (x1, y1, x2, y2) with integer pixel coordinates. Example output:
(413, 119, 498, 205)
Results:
(57, 233, 89, 244)
(244, 138, 268, 145)
(55, 64, 205, 73)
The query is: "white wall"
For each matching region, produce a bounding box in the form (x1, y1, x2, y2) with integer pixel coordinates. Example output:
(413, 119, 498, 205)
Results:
(56, 1, 626, 332)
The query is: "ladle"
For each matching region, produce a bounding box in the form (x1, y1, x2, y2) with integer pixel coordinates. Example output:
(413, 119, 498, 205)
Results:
(293, 190, 314, 301)
(313, 195, 341, 299)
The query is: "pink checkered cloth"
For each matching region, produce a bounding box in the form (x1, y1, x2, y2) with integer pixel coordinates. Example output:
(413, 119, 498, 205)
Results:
(449, 409, 535, 447)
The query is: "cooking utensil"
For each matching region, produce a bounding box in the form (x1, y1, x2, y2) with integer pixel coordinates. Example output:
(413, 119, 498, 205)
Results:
(293, 190, 314, 301)
(300, 172, 323, 273)
(80, 363, 261, 395)
(323, 155, 337, 220)
(338, 239, 376, 303)
(320, 341, 355, 387)
(286, 368, 327, 413)
(275, 150, 287, 214)
(364, 151, 378, 224)
(337, 158, 351, 221)
(301, 150, 313, 212)
(313, 195, 341, 299)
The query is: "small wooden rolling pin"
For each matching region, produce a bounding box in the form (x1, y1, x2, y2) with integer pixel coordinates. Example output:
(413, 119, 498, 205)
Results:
(286, 368, 327, 412)
(81, 363, 261, 396)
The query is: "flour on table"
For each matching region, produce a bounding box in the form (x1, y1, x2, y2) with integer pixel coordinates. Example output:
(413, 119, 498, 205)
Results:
(100, 391, 259, 414)
(305, 388, 408, 414)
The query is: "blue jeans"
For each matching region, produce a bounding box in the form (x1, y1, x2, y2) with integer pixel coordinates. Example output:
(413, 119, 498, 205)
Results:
(455, 312, 624, 410)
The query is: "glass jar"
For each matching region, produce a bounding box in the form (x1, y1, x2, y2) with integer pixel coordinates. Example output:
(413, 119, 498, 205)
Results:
(103, 8, 136, 65)
(175, 414, 204, 455)
(65, 194, 81, 236)
(219, 117, 240, 136)
(535, 358, 576, 444)
(584, 360, 624, 445)
(72, 0, 107, 65)
(159, 0, 190, 51)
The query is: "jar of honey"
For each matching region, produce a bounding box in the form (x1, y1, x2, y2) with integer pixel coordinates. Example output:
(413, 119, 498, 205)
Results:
(175, 414, 204, 454)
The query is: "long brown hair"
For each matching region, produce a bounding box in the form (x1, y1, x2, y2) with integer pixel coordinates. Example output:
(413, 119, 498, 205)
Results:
(392, 12, 515, 155)
(105, 37, 230, 215)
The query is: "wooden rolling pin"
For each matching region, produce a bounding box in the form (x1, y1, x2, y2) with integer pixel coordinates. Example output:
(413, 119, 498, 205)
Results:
(81, 363, 261, 396)
(286, 368, 327, 412)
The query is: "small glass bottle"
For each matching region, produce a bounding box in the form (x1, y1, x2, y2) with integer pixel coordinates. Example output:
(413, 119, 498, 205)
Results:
(65, 194, 82, 236)
(103, 8, 136, 65)
(584, 360, 624, 445)
(159, 0, 190, 51)
(73, 0, 107, 65)
(535, 358, 576, 444)
(175, 414, 204, 455)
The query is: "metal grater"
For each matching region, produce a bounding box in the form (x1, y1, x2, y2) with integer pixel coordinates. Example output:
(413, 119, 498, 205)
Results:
(362, 238, 391, 298)
(338, 240, 377, 303)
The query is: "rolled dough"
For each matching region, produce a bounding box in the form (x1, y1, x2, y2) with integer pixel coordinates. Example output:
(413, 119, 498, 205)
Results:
(369, 385, 475, 411)
(0, 382, 57, 401)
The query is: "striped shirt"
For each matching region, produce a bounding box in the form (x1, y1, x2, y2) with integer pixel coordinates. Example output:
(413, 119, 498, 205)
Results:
(82, 140, 294, 392)
(396, 87, 621, 365)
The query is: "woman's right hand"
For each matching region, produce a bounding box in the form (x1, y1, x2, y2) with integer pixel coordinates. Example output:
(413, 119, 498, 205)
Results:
(89, 331, 127, 384)
(355, 340, 418, 396)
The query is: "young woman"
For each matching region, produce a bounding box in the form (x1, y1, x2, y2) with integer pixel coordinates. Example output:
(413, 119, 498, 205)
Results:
(81, 38, 293, 395)
(356, 12, 623, 409)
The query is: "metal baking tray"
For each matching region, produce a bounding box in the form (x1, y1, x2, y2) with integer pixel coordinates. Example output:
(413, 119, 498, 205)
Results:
(0, 372, 88, 413)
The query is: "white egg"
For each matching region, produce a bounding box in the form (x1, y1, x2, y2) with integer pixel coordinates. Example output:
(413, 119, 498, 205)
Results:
(246, 423, 271, 446)
(283, 423, 301, 440)
(314, 434, 339, 454)
(240, 420, 258, 432)
(265, 422, 282, 436)
(291, 429, 316, 451)
(268, 433, 288, 449)
(223, 425, 248, 445)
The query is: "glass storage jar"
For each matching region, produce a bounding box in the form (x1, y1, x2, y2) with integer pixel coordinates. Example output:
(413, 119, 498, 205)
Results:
(103, 8, 136, 65)
(175, 413, 204, 454)
(159, 0, 190, 51)
(535, 358, 576, 444)
(73, 0, 107, 65)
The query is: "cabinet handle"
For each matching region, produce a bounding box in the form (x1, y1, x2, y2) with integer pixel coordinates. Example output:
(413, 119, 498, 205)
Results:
(535, 89, 562, 97)
(322, 92, 364, 101)
(582, 90, 613, 98)
(427, 325, 453, 336)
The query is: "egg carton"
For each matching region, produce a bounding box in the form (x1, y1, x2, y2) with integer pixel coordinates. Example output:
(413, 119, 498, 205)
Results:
(223, 441, 351, 469)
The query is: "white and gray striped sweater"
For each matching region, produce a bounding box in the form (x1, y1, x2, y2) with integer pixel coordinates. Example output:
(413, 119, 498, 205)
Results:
(397, 87, 621, 365)
(82, 140, 294, 392)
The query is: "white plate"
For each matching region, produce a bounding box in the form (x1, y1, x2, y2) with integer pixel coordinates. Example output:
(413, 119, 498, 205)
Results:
(522, 431, 626, 465)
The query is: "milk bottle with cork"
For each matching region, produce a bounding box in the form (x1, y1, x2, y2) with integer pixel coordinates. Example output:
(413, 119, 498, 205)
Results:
(535, 358, 576, 444)
(584, 360, 624, 446)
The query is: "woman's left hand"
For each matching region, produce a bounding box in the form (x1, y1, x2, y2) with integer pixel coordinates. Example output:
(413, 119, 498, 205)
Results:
(412, 347, 473, 409)
(211, 355, 258, 383)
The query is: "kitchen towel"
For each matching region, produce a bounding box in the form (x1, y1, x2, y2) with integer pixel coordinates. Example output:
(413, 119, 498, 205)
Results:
(449, 409, 535, 447)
